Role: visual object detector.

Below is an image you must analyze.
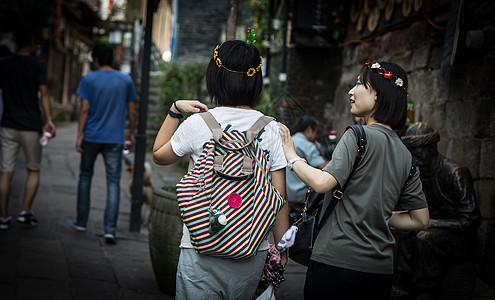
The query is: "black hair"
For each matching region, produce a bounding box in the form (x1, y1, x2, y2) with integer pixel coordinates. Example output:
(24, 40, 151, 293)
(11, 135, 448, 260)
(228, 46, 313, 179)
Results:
(92, 44, 113, 66)
(0, 45, 12, 58)
(294, 115, 319, 133)
(206, 40, 263, 107)
(359, 62, 408, 130)
(15, 30, 36, 49)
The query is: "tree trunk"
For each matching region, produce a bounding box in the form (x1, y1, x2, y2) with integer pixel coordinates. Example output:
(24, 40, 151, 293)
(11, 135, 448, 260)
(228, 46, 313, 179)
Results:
(226, 0, 238, 40)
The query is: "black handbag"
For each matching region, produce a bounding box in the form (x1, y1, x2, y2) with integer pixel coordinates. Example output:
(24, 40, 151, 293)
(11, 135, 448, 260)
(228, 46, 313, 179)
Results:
(288, 125, 367, 266)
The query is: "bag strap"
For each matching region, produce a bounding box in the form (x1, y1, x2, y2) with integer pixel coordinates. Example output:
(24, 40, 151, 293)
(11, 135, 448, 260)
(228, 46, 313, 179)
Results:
(200, 112, 223, 142)
(246, 115, 274, 143)
(199, 111, 273, 147)
(316, 125, 367, 232)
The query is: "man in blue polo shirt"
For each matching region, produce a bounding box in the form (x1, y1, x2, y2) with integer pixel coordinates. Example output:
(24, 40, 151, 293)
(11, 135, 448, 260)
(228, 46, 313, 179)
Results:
(72, 44, 137, 244)
(286, 116, 328, 212)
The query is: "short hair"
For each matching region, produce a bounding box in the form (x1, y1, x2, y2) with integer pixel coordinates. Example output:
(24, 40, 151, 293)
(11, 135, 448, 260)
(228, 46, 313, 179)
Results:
(0, 45, 12, 58)
(359, 62, 408, 130)
(294, 115, 319, 133)
(15, 30, 36, 49)
(92, 44, 113, 66)
(206, 40, 263, 107)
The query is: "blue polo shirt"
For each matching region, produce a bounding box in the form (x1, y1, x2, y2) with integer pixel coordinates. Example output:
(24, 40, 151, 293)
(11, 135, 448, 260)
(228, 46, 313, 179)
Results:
(286, 132, 326, 204)
(77, 70, 137, 144)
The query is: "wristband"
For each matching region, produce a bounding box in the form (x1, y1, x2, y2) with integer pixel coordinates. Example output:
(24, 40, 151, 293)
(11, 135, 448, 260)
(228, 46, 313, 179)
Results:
(288, 157, 307, 171)
(173, 101, 183, 113)
(168, 109, 184, 119)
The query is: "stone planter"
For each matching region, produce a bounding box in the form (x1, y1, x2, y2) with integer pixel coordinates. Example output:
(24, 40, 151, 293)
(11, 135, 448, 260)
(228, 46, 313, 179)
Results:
(148, 188, 183, 296)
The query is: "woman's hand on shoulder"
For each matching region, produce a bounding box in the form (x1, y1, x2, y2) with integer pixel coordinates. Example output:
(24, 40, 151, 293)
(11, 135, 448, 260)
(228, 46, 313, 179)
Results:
(277, 122, 298, 161)
(173, 100, 208, 114)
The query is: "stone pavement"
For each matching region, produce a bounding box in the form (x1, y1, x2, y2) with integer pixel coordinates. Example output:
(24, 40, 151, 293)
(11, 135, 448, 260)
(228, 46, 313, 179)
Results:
(0, 122, 171, 300)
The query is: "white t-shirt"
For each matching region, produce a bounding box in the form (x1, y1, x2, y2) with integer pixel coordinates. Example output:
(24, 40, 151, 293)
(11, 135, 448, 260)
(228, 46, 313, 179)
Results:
(171, 106, 287, 249)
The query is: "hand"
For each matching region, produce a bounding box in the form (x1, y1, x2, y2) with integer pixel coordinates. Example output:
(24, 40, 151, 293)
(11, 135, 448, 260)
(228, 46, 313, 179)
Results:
(76, 136, 83, 153)
(172, 100, 208, 114)
(280, 251, 288, 267)
(127, 133, 136, 147)
(278, 122, 299, 161)
(45, 121, 56, 138)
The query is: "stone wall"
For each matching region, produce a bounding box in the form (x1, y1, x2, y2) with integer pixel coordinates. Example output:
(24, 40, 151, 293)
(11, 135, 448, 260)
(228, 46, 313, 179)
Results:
(174, 0, 253, 61)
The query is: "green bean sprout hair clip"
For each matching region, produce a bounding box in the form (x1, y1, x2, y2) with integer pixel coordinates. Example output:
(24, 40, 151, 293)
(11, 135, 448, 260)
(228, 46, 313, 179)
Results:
(213, 29, 263, 77)
(246, 27, 256, 45)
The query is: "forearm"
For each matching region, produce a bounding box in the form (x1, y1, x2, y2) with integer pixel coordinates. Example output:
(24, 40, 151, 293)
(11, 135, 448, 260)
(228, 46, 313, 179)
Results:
(278, 122, 337, 193)
(77, 111, 88, 138)
(126, 101, 137, 145)
(40, 85, 53, 124)
(271, 169, 289, 264)
(129, 115, 136, 137)
(152, 100, 208, 165)
(429, 218, 467, 230)
(389, 207, 429, 231)
(152, 106, 181, 165)
(291, 161, 337, 193)
(77, 100, 89, 139)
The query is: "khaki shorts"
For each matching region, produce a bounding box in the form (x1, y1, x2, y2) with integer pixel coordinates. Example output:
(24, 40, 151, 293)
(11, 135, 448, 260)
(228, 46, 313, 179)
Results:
(0, 127, 42, 172)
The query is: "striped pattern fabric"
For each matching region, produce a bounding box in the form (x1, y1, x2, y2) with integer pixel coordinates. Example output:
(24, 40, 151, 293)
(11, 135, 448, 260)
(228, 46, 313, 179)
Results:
(176, 129, 285, 259)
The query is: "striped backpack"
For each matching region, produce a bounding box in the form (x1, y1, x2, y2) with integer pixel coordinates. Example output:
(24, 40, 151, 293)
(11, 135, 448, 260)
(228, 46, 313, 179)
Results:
(176, 111, 285, 259)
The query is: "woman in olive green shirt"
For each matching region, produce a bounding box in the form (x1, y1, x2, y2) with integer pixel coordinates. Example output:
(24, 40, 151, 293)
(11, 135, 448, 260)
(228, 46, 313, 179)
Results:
(279, 62, 429, 299)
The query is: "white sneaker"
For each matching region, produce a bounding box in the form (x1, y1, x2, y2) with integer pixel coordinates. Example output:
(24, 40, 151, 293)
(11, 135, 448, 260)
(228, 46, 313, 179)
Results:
(104, 233, 116, 244)
(0, 216, 12, 231)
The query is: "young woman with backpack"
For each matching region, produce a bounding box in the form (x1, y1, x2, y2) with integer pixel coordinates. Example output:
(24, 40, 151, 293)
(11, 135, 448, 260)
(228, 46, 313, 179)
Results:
(152, 40, 289, 299)
(278, 62, 430, 299)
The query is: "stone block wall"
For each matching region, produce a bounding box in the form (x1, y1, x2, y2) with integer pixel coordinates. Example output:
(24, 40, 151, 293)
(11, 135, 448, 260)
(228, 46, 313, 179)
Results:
(174, 0, 253, 61)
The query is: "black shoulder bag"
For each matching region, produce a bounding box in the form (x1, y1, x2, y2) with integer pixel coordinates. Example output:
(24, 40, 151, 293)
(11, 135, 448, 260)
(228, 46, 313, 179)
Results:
(288, 125, 367, 266)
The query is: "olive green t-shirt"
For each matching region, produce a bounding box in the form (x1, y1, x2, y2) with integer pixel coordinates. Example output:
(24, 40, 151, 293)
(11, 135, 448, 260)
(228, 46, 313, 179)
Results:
(313, 124, 427, 274)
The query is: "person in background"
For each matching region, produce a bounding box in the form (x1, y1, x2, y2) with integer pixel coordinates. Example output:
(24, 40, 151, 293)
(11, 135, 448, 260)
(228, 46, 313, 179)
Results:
(72, 44, 137, 244)
(0, 31, 55, 231)
(278, 61, 429, 298)
(0, 44, 12, 167)
(285, 115, 328, 212)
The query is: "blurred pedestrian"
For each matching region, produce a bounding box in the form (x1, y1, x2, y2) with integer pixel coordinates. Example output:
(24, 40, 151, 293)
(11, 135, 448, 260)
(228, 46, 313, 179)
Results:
(72, 44, 137, 244)
(0, 44, 13, 166)
(278, 61, 429, 298)
(285, 115, 328, 212)
(0, 31, 55, 231)
(0, 44, 12, 124)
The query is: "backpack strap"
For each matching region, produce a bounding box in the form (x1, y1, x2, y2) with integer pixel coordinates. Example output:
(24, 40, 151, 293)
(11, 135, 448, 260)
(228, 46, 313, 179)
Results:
(200, 112, 273, 149)
(316, 125, 367, 232)
(199, 112, 272, 181)
(246, 116, 274, 144)
(200, 112, 223, 142)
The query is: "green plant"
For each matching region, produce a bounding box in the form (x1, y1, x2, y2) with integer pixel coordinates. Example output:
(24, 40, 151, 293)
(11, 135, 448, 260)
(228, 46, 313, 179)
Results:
(255, 85, 275, 117)
(156, 60, 209, 115)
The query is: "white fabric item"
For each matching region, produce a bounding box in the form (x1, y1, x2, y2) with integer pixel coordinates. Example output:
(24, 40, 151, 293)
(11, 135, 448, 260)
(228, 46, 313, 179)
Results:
(256, 285, 276, 300)
(276, 225, 299, 252)
(171, 106, 287, 250)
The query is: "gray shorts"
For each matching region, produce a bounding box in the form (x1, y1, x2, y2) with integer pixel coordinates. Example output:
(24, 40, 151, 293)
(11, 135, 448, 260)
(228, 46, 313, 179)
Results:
(175, 248, 267, 300)
(0, 127, 42, 172)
